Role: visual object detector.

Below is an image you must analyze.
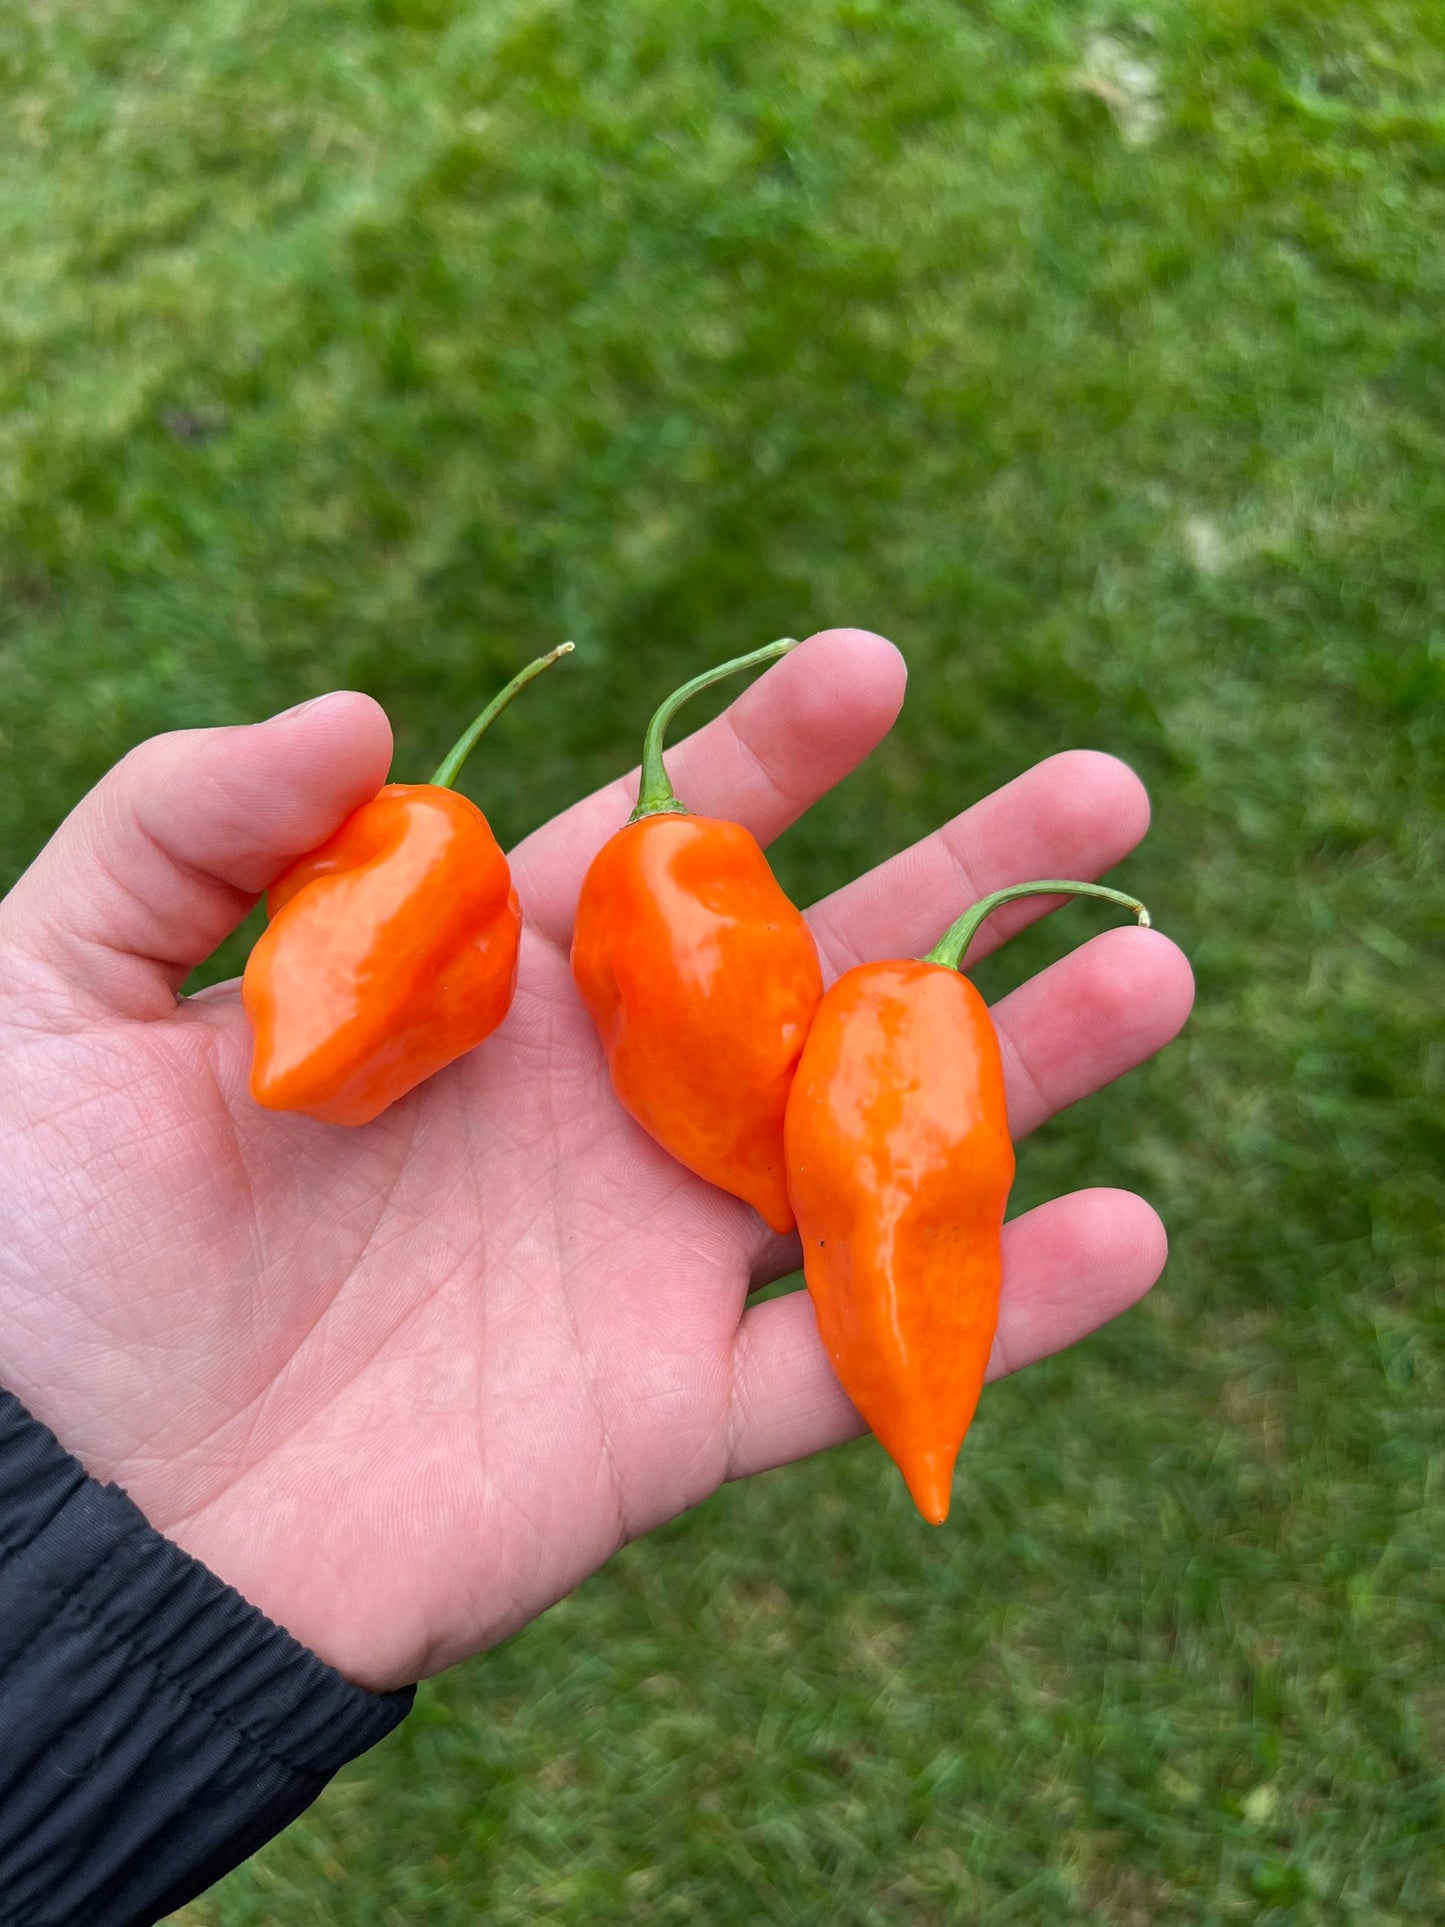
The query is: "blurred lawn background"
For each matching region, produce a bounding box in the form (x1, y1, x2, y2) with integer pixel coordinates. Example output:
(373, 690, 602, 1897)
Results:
(2, 1, 1442, 1920)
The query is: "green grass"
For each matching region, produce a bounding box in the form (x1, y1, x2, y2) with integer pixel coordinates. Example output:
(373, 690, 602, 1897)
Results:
(3, 1, 1443, 1919)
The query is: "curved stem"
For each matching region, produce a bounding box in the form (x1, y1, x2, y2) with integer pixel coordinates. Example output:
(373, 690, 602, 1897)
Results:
(429, 642, 574, 789)
(926, 881, 1152, 973)
(630, 637, 800, 821)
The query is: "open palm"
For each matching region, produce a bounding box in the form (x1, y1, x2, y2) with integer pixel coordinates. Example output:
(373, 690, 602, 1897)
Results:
(0, 631, 1192, 1693)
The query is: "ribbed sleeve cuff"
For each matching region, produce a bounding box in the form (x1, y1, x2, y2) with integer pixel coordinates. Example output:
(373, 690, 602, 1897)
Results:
(0, 1389, 414, 1927)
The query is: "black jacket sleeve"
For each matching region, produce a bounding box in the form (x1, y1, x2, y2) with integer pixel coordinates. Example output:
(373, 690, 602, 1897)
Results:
(0, 1389, 414, 1927)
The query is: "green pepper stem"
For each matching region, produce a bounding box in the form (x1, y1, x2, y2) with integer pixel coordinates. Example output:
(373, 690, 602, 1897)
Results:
(630, 637, 800, 822)
(429, 642, 574, 789)
(926, 881, 1152, 973)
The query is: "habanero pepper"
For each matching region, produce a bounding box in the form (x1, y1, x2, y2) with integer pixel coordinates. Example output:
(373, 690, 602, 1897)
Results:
(571, 639, 824, 1234)
(243, 643, 572, 1126)
(784, 880, 1153, 1525)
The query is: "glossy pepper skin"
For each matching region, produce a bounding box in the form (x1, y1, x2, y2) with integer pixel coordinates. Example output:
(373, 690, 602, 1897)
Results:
(573, 811, 822, 1231)
(243, 644, 571, 1126)
(572, 639, 823, 1234)
(244, 785, 519, 1126)
(785, 881, 1153, 1525)
(785, 959, 1012, 1524)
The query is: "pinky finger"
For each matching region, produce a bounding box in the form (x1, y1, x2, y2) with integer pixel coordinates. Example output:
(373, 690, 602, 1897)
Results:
(725, 1187, 1167, 1482)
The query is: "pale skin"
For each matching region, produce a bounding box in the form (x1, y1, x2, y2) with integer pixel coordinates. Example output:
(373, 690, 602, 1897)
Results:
(0, 630, 1194, 1693)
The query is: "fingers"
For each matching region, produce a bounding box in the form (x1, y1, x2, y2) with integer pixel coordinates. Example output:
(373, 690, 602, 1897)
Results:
(806, 749, 1152, 979)
(0, 692, 393, 1019)
(510, 628, 907, 948)
(992, 924, 1194, 1140)
(727, 1188, 1167, 1483)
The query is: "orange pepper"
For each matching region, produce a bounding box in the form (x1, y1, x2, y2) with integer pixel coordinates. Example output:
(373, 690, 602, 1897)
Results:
(572, 640, 824, 1233)
(243, 644, 572, 1126)
(784, 880, 1153, 1524)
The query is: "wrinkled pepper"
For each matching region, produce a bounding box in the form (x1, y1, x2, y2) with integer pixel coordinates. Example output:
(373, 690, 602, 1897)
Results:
(784, 879, 1153, 1524)
(243, 643, 572, 1125)
(572, 639, 824, 1233)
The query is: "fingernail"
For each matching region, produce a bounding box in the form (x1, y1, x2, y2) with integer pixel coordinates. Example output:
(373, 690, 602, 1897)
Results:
(271, 691, 354, 721)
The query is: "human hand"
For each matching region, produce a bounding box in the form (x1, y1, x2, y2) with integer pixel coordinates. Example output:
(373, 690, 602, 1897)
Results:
(0, 631, 1193, 1692)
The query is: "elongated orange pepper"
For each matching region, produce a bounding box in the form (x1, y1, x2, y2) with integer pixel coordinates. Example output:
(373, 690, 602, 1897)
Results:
(243, 644, 572, 1125)
(784, 880, 1153, 1524)
(572, 639, 824, 1233)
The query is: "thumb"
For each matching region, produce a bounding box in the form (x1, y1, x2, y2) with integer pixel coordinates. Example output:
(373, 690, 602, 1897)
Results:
(0, 692, 393, 1019)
